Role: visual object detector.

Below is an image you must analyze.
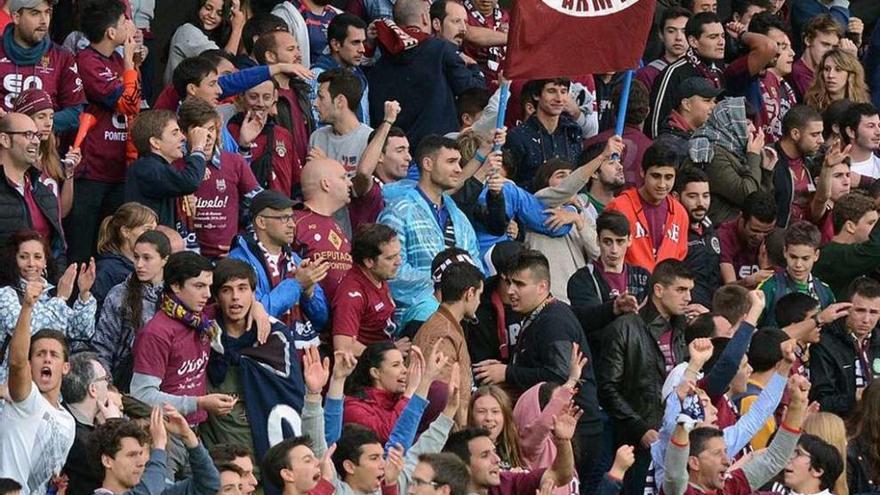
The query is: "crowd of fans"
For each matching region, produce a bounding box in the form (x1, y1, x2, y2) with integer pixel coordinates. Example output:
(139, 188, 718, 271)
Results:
(0, 1, 879, 495)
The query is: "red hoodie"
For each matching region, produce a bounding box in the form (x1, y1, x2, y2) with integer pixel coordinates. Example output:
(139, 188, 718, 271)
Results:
(343, 387, 410, 443)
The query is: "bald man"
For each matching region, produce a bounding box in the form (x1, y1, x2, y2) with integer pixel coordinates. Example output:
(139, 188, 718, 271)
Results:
(293, 158, 354, 301)
(0, 113, 66, 260)
(155, 225, 186, 253)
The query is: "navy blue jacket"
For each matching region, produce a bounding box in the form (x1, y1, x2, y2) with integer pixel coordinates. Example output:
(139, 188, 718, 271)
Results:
(368, 36, 484, 149)
(92, 252, 134, 306)
(123, 151, 207, 227)
(505, 114, 583, 189)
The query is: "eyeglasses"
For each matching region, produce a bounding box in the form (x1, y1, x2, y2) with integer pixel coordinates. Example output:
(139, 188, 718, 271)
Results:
(3, 130, 40, 141)
(260, 214, 296, 223)
(92, 374, 112, 385)
(410, 477, 442, 488)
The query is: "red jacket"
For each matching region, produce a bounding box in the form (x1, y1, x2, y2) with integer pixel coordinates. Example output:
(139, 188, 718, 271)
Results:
(343, 387, 410, 443)
(606, 188, 689, 272)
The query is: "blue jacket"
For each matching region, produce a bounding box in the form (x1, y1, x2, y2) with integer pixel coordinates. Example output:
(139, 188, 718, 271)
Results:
(474, 182, 571, 261)
(310, 55, 370, 125)
(368, 37, 484, 151)
(227, 233, 329, 336)
(505, 114, 584, 189)
(377, 185, 482, 327)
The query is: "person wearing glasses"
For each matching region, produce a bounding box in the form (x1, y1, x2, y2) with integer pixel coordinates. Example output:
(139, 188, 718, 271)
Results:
(59, 353, 122, 495)
(0, 113, 66, 261)
(228, 189, 329, 338)
(124, 109, 211, 228)
(409, 454, 469, 495)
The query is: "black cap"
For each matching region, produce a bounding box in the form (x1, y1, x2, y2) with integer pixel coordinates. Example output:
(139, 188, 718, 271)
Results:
(675, 77, 724, 103)
(249, 190, 295, 218)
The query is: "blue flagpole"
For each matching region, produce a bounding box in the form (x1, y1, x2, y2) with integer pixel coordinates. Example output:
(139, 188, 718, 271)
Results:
(612, 69, 634, 160)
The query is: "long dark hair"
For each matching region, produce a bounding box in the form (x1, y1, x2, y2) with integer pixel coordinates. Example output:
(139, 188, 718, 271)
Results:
(0, 230, 58, 288)
(848, 380, 880, 485)
(122, 231, 171, 331)
(344, 341, 399, 398)
(191, 0, 236, 47)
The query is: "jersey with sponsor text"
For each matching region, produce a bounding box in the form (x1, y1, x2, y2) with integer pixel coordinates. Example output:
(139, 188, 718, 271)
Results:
(0, 42, 85, 113)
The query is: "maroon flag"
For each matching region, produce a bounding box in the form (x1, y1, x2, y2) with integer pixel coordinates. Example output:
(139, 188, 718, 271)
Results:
(504, 0, 657, 79)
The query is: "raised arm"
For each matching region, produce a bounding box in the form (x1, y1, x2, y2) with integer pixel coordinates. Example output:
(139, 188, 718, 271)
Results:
(7, 280, 42, 402)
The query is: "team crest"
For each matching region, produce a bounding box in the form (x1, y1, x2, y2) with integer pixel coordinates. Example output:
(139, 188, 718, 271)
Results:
(276, 141, 287, 158)
(328, 230, 342, 249)
(216, 178, 227, 192)
(711, 236, 721, 254)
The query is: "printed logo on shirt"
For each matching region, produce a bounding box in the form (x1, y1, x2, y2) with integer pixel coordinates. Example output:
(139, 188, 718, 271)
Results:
(347, 291, 363, 299)
(710, 236, 721, 254)
(216, 178, 227, 193)
(328, 229, 342, 249)
(3, 74, 43, 108)
(668, 224, 680, 243)
(738, 264, 760, 279)
(176, 350, 209, 376)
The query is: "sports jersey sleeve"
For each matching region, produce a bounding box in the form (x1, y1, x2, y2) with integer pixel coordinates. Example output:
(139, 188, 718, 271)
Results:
(77, 50, 140, 115)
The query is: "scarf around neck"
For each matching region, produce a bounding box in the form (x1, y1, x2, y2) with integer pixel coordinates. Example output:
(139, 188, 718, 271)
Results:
(161, 292, 218, 337)
(684, 48, 723, 88)
(3, 23, 51, 67)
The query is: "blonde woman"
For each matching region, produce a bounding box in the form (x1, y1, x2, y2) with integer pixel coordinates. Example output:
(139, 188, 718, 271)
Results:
(468, 385, 528, 470)
(93, 203, 158, 305)
(805, 49, 871, 111)
(804, 412, 849, 495)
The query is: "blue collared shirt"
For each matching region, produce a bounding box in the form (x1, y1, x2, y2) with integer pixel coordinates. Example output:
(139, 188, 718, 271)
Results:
(415, 186, 450, 231)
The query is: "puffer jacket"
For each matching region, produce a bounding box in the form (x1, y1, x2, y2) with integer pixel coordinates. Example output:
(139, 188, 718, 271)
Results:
(0, 279, 96, 383)
(596, 301, 687, 446)
(93, 277, 163, 391)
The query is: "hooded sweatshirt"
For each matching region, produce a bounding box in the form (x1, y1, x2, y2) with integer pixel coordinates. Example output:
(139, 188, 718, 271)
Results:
(512, 383, 579, 495)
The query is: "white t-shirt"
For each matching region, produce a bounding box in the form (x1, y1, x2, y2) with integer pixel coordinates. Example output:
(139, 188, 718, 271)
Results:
(850, 153, 880, 179)
(308, 123, 373, 174)
(0, 384, 75, 495)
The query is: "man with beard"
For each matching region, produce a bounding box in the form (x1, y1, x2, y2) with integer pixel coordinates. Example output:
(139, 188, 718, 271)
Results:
(648, 12, 726, 138)
(377, 135, 481, 332)
(430, 0, 480, 75)
(0, 281, 74, 495)
(773, 105, 826, 228)
(673, 168, 720, 308)
(840, 103, 880, 179)
(0, 113, 64, 257)
(0, 0, 85, 130)
(310, 13, 369, 125)
(332, 223, 402, 355)
(583, 144, 626, 218)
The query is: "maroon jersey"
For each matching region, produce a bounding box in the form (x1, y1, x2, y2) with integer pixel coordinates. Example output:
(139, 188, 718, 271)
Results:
(185, 152, 260, 258)
(0, 42, 85, 112)
(292, 206, 352, 302)
(331, 265, 396, 345)
(228, 118, 302, 197)
(76, 47, 132, 183)
(349, 177, 384, 230)
(718, 220, 760, 281)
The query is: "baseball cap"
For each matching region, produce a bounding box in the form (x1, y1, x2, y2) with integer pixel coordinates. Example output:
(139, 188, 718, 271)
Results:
(675, 77, 724, 103)
(9, 0, 55, 12)
(249, 190, 294, 218)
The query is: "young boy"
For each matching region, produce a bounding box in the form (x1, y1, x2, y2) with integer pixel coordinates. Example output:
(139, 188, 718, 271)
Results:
(606, 142, 689, 272)
(759, 221, 835, 326)
(124, 109, 210, 227)
(67, 0, 141, 262)
(176, 98, 262, 258)
(567, 210, 650, 336)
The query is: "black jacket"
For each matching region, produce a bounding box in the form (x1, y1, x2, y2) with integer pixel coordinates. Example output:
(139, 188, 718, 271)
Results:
(809, 319, 880, 418)
(452, 178, 508, 237)
(684, 219, 721, 308)
(567, 261, 649, 358)
(506, 299, 602, 433)
(123, 151, 207, 227)
(772, 142, 818, 228)
(848, 438, 879, 495)
(597, 301, 688, 446)
(0, 165, 65, 263)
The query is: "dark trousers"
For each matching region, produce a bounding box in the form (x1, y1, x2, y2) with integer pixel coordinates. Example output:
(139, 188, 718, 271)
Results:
(623, 444, 652, 495)
(64, 179, 124, 262)
(576, 422, 604, 495)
